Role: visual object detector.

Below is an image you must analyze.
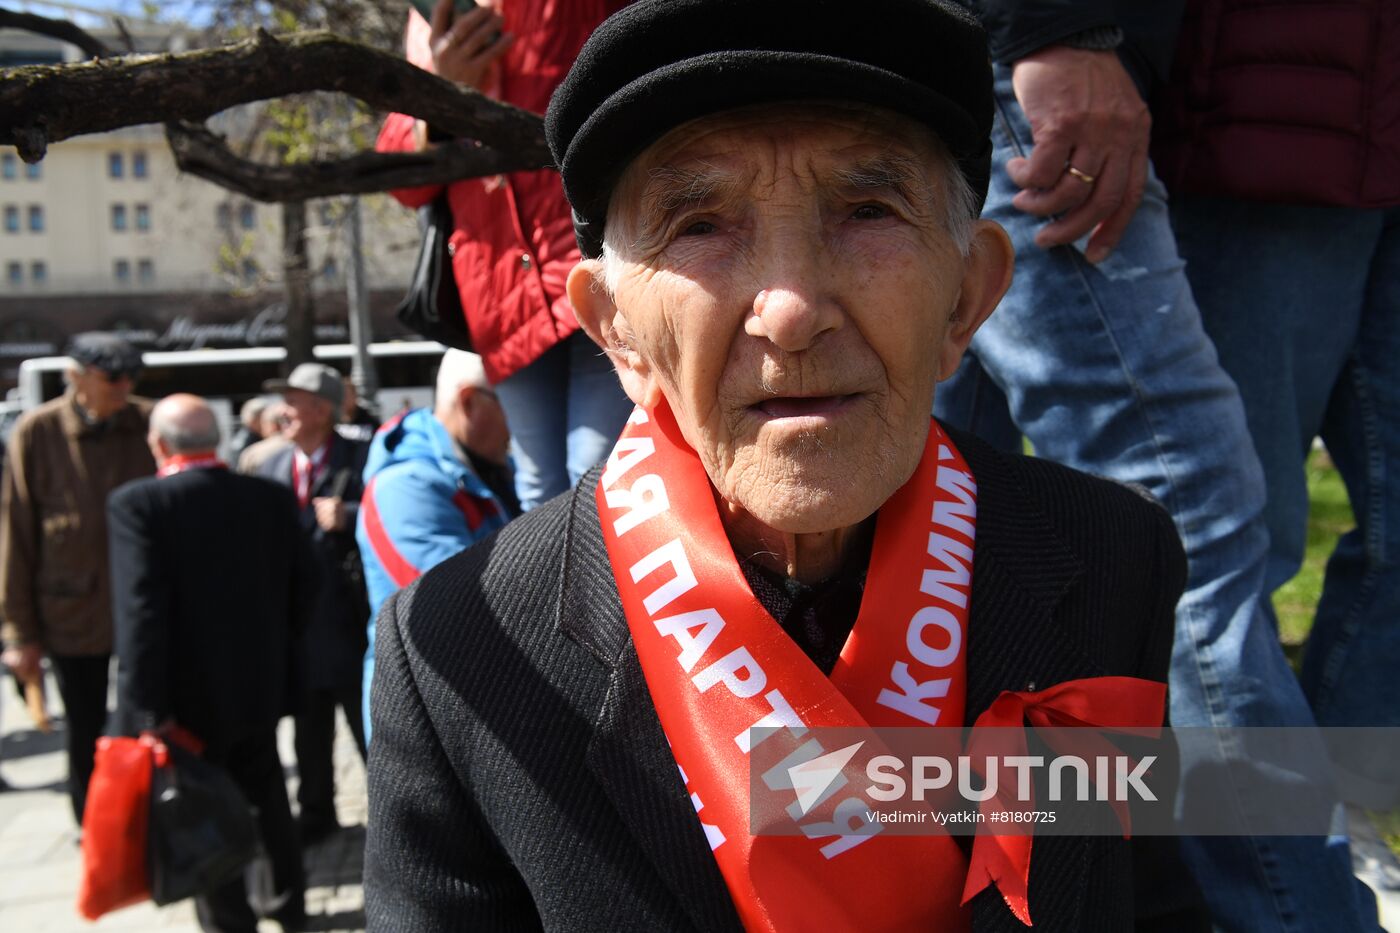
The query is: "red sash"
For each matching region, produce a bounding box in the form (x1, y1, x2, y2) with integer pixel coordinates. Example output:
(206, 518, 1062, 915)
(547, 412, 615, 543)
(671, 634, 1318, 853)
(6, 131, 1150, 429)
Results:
(157, 454, 226, 478)
(291, 441, 330, 509)
(598, 402, 978, 932)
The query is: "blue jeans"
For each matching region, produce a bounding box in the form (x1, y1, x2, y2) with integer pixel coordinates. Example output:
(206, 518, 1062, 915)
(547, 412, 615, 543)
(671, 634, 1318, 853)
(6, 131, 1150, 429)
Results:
(1173, 197, 1400, 810)
(935, 66, 1378, 932)
(495, 330, 635, 511)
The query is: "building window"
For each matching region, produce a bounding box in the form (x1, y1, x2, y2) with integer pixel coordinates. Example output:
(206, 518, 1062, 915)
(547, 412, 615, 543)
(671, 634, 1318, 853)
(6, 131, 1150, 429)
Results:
(111, 203, 127, 231)
(6, 261, 21, 285)
(25, 161, 40, 180)
(133, 151, 148, 179)
(322, 257, 339, 282)
(108, 152, 123, 179)
(137, 259, 154, 283)
(114, 259, 131, 282)
(135, 203, 150, 232)
(2, 154, 15, 180)
(30, 261, 46, 284)
(239, 203, 255, 229)
(3, 205, 16, 233)
(27, 205, 42, 233)
(241, 258, 259, 284)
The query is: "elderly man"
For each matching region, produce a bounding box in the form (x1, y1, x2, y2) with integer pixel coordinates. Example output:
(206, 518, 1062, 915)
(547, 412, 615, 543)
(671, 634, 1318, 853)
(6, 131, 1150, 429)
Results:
(259, 362, 370, 846)
(356, 350, 515, 741)
(366, 1, 1204, 930)
(237, 399, 292, 475)
(230, 395, 271, 463)
(0, 333, 154, 827)
(108, 394, 307, 932)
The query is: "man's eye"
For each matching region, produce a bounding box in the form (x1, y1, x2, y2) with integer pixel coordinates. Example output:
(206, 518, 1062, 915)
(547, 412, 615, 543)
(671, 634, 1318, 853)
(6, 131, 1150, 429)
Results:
(678, 219, 717, 237)
(851, 203, 890, 220)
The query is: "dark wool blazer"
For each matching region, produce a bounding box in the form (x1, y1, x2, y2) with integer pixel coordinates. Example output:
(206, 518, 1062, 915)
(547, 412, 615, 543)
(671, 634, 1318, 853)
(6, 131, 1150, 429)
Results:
(107, 468, 309, 750)
(365, 427, 1208, 932)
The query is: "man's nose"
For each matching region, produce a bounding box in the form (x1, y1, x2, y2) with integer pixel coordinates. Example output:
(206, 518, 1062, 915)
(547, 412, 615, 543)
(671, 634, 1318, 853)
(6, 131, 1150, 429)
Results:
(744, 236, 842, 352)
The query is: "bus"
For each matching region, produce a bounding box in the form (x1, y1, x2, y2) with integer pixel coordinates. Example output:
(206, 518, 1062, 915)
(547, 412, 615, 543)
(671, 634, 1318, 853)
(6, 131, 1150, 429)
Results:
(14, 341, 447, 460)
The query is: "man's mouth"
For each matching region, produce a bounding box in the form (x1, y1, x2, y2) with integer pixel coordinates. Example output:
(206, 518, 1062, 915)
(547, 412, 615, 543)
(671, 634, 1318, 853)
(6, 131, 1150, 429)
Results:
(752, 393, 860, 419)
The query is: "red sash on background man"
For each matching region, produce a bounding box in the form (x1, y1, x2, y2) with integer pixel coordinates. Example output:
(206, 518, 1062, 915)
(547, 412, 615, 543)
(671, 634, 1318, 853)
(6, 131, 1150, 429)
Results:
(597, 401, 981, 932)
(156, 454, 226, 478)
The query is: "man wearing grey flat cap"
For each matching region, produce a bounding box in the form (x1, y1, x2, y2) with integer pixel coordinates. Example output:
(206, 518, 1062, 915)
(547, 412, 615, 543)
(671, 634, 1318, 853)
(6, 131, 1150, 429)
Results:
(260, 361, 370, 846)
(366, 1, 1207, 930)
(0, 332, 154, 827)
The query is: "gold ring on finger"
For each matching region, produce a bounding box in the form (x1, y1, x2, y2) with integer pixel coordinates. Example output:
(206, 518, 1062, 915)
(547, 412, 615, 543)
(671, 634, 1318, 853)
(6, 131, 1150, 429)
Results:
(1066, 165, 1096, 185)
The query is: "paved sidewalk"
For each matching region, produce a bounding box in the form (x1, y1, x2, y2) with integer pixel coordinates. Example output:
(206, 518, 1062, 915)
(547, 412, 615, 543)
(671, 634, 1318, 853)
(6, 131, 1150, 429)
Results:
(0, 671, 366, 932)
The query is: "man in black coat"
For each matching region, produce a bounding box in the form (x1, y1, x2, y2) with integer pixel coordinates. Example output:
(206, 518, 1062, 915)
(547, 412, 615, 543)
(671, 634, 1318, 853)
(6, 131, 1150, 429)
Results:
(366, 1, 1208, 929)
(108, 393, 306, 932)
(258, 363, 370, 845)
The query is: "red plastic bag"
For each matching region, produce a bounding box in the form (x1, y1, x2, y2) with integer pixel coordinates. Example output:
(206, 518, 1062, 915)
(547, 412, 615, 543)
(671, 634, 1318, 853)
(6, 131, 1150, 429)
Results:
(76, 735, 163, 919)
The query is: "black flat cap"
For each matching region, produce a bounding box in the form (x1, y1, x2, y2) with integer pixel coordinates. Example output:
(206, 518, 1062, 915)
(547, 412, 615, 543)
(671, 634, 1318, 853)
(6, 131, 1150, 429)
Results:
(67, 332, 144, 375)
(545, 0, 993, 258)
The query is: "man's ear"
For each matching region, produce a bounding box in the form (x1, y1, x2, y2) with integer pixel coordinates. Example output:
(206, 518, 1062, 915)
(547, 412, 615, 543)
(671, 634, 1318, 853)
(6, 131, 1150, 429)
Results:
(567, 259, 656, 406)
(938, 220, 1014, 381)
(456, 385, 476, 414)
(148, 431, 169, 463)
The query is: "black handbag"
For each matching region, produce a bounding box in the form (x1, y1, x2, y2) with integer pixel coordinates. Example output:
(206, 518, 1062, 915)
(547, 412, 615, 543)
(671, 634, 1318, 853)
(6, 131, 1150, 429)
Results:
(395, 196, 474, 351)
(146, 740, 261, 906)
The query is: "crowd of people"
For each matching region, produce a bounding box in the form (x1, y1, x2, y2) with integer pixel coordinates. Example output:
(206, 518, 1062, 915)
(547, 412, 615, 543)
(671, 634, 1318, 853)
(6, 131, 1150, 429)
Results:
(0, 0, 1395, 931)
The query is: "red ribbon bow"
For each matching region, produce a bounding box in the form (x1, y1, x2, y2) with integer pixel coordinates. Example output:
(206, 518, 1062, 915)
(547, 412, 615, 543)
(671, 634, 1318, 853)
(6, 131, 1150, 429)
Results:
(959, 676, 1167, 926)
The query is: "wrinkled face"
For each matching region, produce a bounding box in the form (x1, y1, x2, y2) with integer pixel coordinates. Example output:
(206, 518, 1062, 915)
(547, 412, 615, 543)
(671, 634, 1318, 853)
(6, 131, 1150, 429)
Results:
(282, 388, 334, 447)
(572, 103, 1009, 533)
(69, 365, 134, 420)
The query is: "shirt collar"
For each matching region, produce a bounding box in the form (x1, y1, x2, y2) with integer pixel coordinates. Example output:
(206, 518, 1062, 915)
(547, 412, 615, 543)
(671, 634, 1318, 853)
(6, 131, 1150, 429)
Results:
(294, 439, 330, 468)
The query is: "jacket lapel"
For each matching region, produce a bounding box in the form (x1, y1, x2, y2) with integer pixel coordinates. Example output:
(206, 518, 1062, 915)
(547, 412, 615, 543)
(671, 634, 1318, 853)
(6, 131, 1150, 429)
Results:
(265, 446, 318, 529)
(558, 477, 742, 933)
(954, 429, 1104, 932)
(310, 434, 343, 500)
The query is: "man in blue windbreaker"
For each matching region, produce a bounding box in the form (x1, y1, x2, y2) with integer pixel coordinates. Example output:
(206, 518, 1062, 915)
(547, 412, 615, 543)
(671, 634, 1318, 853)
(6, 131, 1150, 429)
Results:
(356, 350, 517, 740)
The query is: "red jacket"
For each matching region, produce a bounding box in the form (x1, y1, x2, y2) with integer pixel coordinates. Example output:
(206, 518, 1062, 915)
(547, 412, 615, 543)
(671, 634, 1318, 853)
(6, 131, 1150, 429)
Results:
(1152, 0, 1400, 209)
(378, 0, 627, 383)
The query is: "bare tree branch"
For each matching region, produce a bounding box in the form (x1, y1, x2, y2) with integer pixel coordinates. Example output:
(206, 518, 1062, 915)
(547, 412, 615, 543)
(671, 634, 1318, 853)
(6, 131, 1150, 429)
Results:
(0, 7, 112, 59)
(166, 120, 533, 201)
(0, 29, 551, 168)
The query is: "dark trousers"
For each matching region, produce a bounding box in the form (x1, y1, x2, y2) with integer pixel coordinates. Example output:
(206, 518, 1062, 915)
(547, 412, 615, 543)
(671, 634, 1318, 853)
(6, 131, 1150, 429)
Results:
(194, 731, 305, 933)
(293, 681, 366, 832)
(49, 653, 110, 826)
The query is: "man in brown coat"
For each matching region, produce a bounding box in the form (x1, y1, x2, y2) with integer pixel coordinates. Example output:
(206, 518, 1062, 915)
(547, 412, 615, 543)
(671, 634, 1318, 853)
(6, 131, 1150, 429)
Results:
(0, 333, 155, 826)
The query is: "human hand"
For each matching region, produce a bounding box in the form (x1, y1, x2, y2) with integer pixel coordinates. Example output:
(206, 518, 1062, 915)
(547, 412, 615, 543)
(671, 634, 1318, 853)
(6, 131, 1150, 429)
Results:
(313, 496, 347, 532)
(1007, 45, 1150, 263)
(429, 0, 513, 91)
(1, 643, 43, 682)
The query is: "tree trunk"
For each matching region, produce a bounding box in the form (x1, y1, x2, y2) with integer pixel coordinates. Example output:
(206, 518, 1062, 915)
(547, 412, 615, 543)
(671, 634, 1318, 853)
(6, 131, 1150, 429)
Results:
(282, 200, 314, 371)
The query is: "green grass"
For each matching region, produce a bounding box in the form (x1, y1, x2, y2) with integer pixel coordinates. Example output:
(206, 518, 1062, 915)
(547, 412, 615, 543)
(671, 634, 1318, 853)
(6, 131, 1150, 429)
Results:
(1273, 449, 1354, 650)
